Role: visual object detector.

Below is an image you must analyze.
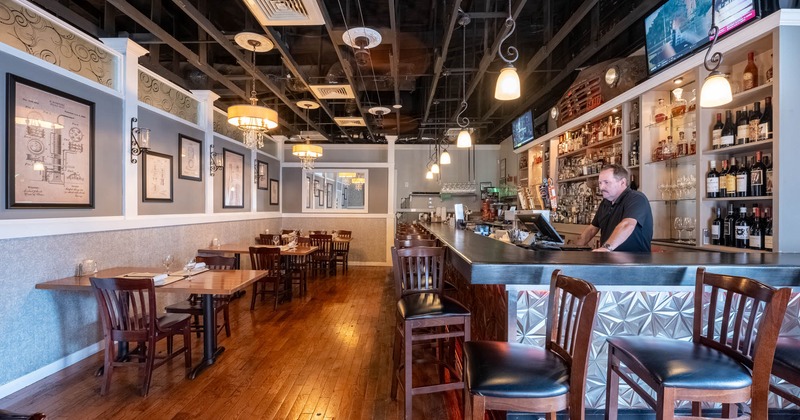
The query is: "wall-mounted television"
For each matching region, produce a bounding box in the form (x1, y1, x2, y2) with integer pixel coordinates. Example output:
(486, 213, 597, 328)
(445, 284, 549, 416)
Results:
(644, 0, 757, 75)
(512, 109, 534, 149)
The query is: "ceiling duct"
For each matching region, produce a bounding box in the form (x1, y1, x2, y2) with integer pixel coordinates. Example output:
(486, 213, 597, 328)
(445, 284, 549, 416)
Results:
(242, 0, 325, 26)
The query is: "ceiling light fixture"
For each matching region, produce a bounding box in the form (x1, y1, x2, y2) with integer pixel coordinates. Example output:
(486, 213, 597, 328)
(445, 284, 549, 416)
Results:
(343, 27, 382, 67)
(440, 150, 451, 165)
(456, 15, 473, 148)
(673, 77, 684, 85)
(494, 0, 520, 101)
(228, 32, 278, 150)
(292, 143, 323, 170)
(352, 174, 366, 191)
(700, 0, 732, 108)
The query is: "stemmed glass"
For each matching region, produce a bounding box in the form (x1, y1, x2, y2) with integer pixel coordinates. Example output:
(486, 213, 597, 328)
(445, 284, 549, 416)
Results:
(658, 182, 668, 200)
(272, 235, 281, 246)
(683, 217, 696, 244)
(184, 257, 196, 272)
(673, 217, 684, 243)
(162, 254, 174, 274)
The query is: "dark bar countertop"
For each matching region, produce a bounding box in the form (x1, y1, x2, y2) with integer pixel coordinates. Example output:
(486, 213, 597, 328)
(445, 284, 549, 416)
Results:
(424, 223, 800, 287)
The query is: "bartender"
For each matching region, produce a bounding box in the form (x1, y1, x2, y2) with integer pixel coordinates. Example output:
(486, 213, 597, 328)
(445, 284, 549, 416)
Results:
(576, 164, 653, 252)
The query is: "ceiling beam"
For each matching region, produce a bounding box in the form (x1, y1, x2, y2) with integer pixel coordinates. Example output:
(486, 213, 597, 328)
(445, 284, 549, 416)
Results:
(32, 0, 104, 37)
(480, 0, 597, 122)
(483, 0, 660, 140)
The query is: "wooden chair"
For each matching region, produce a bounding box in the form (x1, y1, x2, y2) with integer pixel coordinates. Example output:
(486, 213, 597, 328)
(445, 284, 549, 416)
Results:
(90, 277, 192, 396)
(0, 409, 46, 419)
(164, 255, 236, 338)
(281, 229, 296, 235)
(394, 238, 437, 249)
(390, 246, 471, 420)
(309, 234, 335, 277)
(310, 230, 328, 235)
(606, 267, 791, 420)
(335, 230, 352, 239)
(297, 236, 311, 247)
(464, 269, 599, 419)
(259, 233, 280, 246)
(769, 337, 800, 405)
(249, 246, 286, 310)
(332, 234, 351, 274)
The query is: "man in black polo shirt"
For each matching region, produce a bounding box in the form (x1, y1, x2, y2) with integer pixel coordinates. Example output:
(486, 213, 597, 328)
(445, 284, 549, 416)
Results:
(576, 164, 653, 252)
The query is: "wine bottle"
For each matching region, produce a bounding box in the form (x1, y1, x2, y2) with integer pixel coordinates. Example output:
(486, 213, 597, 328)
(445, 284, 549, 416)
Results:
(735, 205, 749, 248)
(706, 160, 720, 198)
(711, 207, 723, 245)
(764, 207, 773, 251)
(759, 97, 772, 140)
(749, 102, 762, 143)
(765, 155, 773, 195)
(766, 54, 774, 84)
(724, 203, 736, 247)
(750, 151, 765, 197)
(712, 113, 723, 150)
(726, 157, 738, 198)
(743, 51, 759, 91)
(630, 174, 639, 191)
(736, 108, 749, 145)
(736, 157, 749, 197)
(721, 110, 735, 148)
(749, 205, 763, 250)
(718, 159, 729, 197)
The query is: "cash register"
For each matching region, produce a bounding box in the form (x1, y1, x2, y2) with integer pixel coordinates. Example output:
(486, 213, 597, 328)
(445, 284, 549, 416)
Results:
(516, 210, 592, 251)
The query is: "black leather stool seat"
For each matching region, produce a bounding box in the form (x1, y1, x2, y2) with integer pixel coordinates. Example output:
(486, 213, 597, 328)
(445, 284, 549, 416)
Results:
(397, 293, 469, 319)
(465, 341, 569, 398)
(608, 336, 752, 390)
(774, 337, 800, 373)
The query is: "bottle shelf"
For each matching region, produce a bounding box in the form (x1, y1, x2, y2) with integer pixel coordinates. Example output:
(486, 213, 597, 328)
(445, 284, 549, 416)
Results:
(702, 139, 773, 156)
(644, 113, 696, 130)
(558, 135, 622, 159)
(627, 165, 640, 170)
(627, 128, 640, 134)
(644, 153, 697, 166)
(650, 198, 697, 203)
(698, 244, 768, 253)
(559, 173, 599, 183)
(703, 195, 773, 201)
(706, 82, 773, 110)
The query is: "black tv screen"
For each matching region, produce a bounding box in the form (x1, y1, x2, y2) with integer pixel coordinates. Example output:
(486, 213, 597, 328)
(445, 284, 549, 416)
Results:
(512, 110, 534, 149)
(644, 0, 757, 75)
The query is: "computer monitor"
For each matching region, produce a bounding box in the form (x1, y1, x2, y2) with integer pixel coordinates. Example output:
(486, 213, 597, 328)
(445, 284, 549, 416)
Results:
(516, 210, 563, 244)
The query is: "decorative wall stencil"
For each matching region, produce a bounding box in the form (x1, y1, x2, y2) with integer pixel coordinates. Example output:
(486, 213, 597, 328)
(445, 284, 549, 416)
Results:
(213, 109, 243, 141)
(0, 0, 115, 88)
(137, 69, 198, 124)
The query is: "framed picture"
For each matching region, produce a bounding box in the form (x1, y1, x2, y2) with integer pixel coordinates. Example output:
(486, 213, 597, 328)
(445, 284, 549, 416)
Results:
(178, 134, 202, 181)
(318, 188, 324, 206)
(313, 179, 320, 197)
(256, 160, 269, 190)
(326, 183, 333, 208)
(223, 148, 244, 208)
(305, 175, 311, 208)
(142, 151, 173, 202)
(269, 178, 279, 205)
(6, 74, 95, 208)
(499, 158, 507, 185)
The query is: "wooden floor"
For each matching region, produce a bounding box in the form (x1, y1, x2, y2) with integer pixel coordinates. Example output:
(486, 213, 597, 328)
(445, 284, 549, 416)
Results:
(0, 267, 463, 419)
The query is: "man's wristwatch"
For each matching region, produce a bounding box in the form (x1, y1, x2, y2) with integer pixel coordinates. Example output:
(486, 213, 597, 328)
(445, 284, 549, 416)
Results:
(602, 242, 614, 251)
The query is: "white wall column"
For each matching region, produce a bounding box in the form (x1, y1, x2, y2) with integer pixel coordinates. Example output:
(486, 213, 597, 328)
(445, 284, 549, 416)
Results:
(191, 90, 220, 214)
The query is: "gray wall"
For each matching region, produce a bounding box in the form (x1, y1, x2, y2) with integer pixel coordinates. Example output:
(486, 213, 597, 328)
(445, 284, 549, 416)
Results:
(256, 153, 280, 212)
(137, 107, 205, 215)
(283, 146, 387, 163)
(213, 137, 252, 212)
(0, 50, 124, 219)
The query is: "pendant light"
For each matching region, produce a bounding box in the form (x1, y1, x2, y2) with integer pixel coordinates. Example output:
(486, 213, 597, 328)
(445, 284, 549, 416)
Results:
(494, 0, 520, 100)
(431, 163, 440, 174)
(456, 15, 473, 148)
(700, 0, 733, 108)
(440, 149, 451, 165)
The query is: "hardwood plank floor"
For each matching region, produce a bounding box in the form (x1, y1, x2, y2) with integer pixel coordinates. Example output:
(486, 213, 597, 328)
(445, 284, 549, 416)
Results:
(0, 267, 463, 419)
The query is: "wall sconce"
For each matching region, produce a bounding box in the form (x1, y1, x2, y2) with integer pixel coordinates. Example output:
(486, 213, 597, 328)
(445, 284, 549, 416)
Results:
(210, 145, 223, 176)
(130, 117, 150, 164)
(254, 163, 266, 183)
(700, 0, 732, 108)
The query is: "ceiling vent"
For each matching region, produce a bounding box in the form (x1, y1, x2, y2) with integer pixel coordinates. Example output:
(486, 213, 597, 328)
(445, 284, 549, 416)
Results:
(299, 130, 327, 141)
(243, 0, 325, 26)
(309, 84, 356, 99)
(334, 117, 367, 127)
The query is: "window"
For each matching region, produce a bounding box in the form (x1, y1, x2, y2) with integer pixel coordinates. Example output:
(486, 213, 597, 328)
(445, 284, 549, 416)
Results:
(302, 169, 368, 212)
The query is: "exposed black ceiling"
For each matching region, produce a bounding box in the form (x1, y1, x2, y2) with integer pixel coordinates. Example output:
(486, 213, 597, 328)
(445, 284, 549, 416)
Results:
(32, 0, 660, 144)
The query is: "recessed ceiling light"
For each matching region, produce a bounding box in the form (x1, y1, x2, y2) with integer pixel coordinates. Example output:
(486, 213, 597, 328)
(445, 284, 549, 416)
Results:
(674, 77, 684, 85)
(612, 108, 619, 113)
(392, 103, 402, 109)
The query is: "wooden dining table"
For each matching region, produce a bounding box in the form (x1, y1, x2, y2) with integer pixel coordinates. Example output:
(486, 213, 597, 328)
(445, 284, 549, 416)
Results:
(36, 266, 269, 379)
(198, 243, 318, 269)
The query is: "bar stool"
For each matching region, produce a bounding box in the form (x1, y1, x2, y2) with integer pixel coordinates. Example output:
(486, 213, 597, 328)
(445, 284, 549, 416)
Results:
(390, 246, 471, 420)
(606, 267, 791, 419)
(769, 337, 800, 405)
(464, 269, 599, 418)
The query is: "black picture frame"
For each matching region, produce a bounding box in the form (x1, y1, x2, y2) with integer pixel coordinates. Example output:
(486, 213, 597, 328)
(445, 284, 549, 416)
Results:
(256, 160, 269, 190)
(178, 134, 202, 181)
(326, 183, 333, 208)
(305, 175, 312, 208)
(269, 178, 279, 205)
(222, 148, 245, 208)
(318, 188, 324, 206)
(6, 74, 95, 208)
(142, 151, 173, 202)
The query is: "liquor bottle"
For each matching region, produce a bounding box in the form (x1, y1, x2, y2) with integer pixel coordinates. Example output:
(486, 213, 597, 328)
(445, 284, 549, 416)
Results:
(743, 51, 759, 91)
(630, 102, 640, 131)
(663, 136, 674, 160)
(765, 155, 773, 195)
(750, 151, 766, 197)
(706, 160, 720, 198)
(737, 156, 750, 197)
(677, 131, 687, 157)
(721, 110, 735, 148)
(764, 207, 773, 251)
(736, 109, 749, 145)
(654, 98, 668, 124)
(630, 174, 639, 191)
(690, 131, 697, 155)
(711, 207, 723, 245)
(724, 203, 736, 247)
(712, 113, 723, 150)
(766, 54, 773, 84)
(718, 159, 729, 197)
(671, 88, 687, 117)
(759, 97, 772, 140)
(735, 205, 749, 248)
(688, 88, 697, 113)
(726, 157, 738, 198)
(749, 205, 763, 250)
(749, 102, 762, 142)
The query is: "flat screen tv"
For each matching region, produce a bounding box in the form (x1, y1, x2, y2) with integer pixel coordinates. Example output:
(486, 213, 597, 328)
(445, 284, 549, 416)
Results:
(511, 110, 534, 149)
(644, 0, 757, 75)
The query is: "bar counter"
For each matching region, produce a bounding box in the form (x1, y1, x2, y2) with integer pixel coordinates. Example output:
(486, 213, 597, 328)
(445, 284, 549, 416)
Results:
(422, 222, 800, 412)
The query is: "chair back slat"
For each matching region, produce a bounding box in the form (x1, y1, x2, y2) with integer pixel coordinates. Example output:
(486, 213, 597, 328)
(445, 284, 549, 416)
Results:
(297, 236, 311, 246)
(730, 295, 748, 352)
(90, 277, 157, 342)
(391, 246, 445, 298)
(706, 286, 719, 340)
(719, 289, 735, 341)
(310, 230, 328, 235)
(249, 246, 281, 275)
(310, 234, 334, 259)
(336, 230, 352, 239)
(196, 255, 236, 270)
